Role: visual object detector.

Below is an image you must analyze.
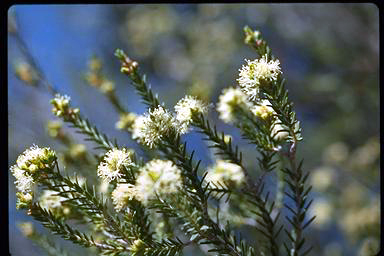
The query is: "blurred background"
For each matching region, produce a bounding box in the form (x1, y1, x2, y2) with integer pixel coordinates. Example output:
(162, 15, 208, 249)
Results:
(8, 4, 379, 256)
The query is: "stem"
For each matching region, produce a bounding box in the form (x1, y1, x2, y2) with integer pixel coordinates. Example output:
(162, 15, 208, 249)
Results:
(106, 92, 127, 114)
(40, 161, 133, 245)
(117, 60, 252, 255)
(11, 20, 57, 95)
(192, 113, 280, 256)
(66, 113, 118, 150)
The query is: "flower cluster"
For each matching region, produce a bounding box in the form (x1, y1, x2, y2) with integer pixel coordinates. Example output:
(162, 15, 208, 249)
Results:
(10, 145, 57, 193)
(111, 183, 139, 212)
(237, 55, 282, 100)
(97, 148, 134, 182)
(217, 87, 250, 123)
(174, 95, 208, 133)
(132, 106, 178, 148)
(50, 94, 79, 120)
(135, 159, 183, 204)
(205, 160, 244, 186)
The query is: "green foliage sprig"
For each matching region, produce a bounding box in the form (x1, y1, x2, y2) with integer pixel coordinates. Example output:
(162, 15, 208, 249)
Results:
(10, 25, 315, 256)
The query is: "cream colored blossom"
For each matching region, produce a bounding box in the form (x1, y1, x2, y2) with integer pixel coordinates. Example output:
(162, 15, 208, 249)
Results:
(322, 142, 349, 165)
(217, 87, 250, 123)
(116, 112, 137, 130)
(310, 200, 333, 228)
(50, 94, 79, 118)
(16, 191, 33, 210)
(174, 95, 208, 133)
(99, 180, 110, 194)
(12, 167, 34, 193)
(39, 190, 66, 212)
(111, 183, 139, 212)
(100, 80, 115, 93)
(14, 145, 56, 172)
(135, 159, 182, 204)
(310, 166, 334, 191)
(237, 55, 282, 100)
(129, 239, 145, 254)
(14, 62, 38, 85)
(10, 145, 56, 193)
(205, 160, 244, 186)
(339, 200, 380, 239)
(18, 222, 34, 237)
(251, 99, 275, 119)
(97, 148, 134, 182)
(132, 106, 177, 148)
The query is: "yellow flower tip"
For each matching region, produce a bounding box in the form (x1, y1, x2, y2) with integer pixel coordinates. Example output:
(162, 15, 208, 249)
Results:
(18, 222, 34, 237)
(100, 80, 115, 93)
(89, 56, 102, 72)
(251, 99, 275, 120)
(130, 239, 145, 254)
(14, 62, 38, 85)
(47, 120, 63, 138)
(51, 94, 79, 120)
(115, 49, 139, 75)
(116, 112, 137, 130)
(69, 144, 87, 159)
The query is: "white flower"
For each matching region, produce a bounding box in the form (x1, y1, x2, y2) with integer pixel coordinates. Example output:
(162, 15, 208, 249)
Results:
(12, 167, 34, 193)
(251, 99, 275, 120)
(97, 148, 134, 182)
(39, 190, 66, 211)
(135, 159, 182, 204)
(10, 145, 56, 193)
(14, 145, 56, 172)
(310, 166, 334, 191)
(131, 115, 146, 140)
(237, 55, 282, 100)
(132, 106, 177, 148)
(217, 87, 250, 123)
(205, 160, 245, 186)
(174, 95, 208, 133)
(111, 183, 139, 212)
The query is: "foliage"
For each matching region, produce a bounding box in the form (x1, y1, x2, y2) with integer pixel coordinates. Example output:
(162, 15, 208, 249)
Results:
(8, 4, 379, 256)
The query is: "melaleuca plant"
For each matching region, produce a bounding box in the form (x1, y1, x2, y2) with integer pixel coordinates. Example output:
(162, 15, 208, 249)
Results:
(10, 26, 315, 256)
